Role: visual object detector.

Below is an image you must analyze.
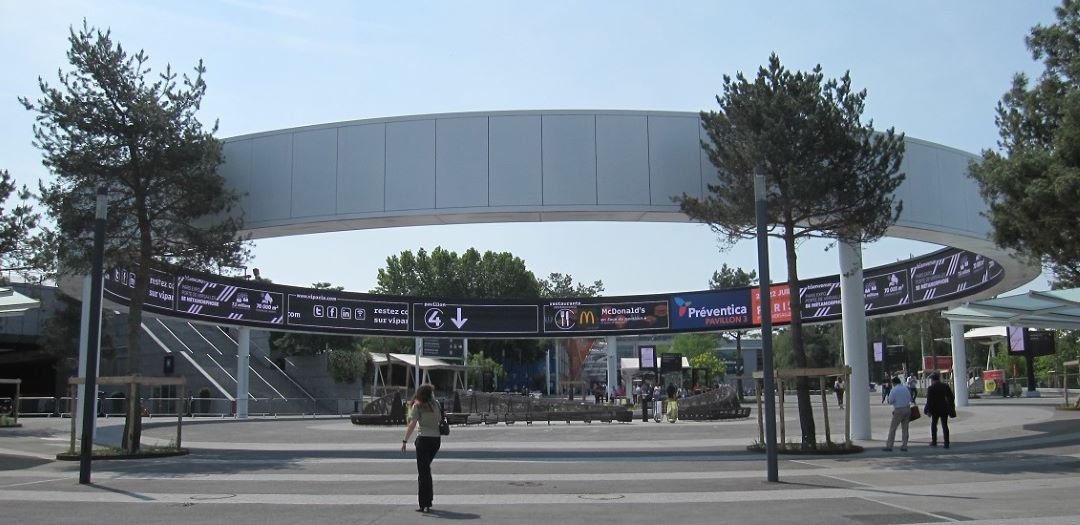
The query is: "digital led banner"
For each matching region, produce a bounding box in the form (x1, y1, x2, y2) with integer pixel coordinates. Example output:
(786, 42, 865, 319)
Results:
(176, 274, 284, 325)
(412, 302, 539, 335)
(543, 300, 669, 334)
(100, 247, 1004, 338)
(286, 293, 409, 333)
(670, 290, 752, 330)
(863, 270, 910, 312)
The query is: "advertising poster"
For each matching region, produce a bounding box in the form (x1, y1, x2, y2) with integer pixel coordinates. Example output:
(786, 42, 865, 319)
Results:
(800, 279, 842, 320)
(983, 369, 1004, 394)
(176, 274, 284, 325)
(863, 270, 911, 312)
(751, 284, 793, 325)
(670, 289, 752, 330)
(638, 345, 656, 370)
(923, 356, 953, 371)
(543, 300, 669, 334)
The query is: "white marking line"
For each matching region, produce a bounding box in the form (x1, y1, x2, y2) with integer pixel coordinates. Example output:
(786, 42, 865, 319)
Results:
(858, 495, 960, 522)
(4, 476, 1080, 507)
(0, 478, 69, 489)
(0, 447, 56, 461)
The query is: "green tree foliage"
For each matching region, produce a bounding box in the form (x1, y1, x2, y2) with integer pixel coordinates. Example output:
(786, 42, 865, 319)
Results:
(709, 263, 758, 372)
(538, 272, 604, 298)
(325, 342, 370, 384)
(688, 352, 724, 381)
(0, 170, 40, 275)
(669, 333, 726, 386)
(39, 291, 118, 386)
(671, 332, 719, 358)
(867, 309, 951, 378)
(708, 264, 758, 292)
(467, 352, 506, 387)
(968, 1, 1080, 287)
(374, 247, 540, 298)
(20, 22, 249, 378)
(678, 54, 906, 447)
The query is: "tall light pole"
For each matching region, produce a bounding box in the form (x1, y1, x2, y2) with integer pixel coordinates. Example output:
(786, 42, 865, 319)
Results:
(79, 187, 107, 484)
(754, 169, 779, 482)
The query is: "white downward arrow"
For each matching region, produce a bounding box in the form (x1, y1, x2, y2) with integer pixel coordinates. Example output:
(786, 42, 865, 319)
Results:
(451, 307, 468, 329)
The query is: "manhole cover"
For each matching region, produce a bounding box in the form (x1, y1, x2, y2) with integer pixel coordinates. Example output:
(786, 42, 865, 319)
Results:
(578, 494, 625, 501)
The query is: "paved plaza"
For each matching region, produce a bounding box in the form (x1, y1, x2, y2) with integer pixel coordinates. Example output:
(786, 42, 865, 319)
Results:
(1, 393, 1079, 524)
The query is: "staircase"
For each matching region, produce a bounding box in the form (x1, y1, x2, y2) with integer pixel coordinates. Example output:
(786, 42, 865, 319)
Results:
(140, 317, 315, 414)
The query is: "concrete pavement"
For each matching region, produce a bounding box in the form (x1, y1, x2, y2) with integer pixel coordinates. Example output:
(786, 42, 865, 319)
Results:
(1, 393, 1079, 524)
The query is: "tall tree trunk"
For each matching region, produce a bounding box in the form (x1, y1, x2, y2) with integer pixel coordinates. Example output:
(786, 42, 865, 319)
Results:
(784, 226, 816, 447)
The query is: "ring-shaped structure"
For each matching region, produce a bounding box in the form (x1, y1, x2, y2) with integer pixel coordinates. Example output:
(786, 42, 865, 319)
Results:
(101, 110, 1039, 337)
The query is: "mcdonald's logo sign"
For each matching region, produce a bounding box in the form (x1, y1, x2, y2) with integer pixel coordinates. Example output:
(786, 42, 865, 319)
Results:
(578, 309, 598, 327)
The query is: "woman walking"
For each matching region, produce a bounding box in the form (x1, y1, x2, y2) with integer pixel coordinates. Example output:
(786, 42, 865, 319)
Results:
(401, 384, 443, 513)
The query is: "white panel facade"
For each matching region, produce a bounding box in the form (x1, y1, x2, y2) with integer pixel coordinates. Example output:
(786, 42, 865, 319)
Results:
(249, 134, 292, 221)
(337, 123, 386, 214)
(596, 115, 650, 205)
(489, 116, 542, 207)
(216, 110, 1036, 298)
(648, 115, 702, 205)
(542, 114, 597, 205)
(385, 120, 435, 211)
(291, 128, 337, 218)
(436, 117, 489, 209)
(221, 140, 252, 213)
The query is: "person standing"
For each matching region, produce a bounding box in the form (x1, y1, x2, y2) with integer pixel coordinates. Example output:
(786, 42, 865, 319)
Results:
(907, 374, 918, 401)
(884, 376, 913, 452)
(401, 384, 443, 513)
(833, 377, 845, 408)
(923, 372, 956, 448)
(880, 378, 892, 404)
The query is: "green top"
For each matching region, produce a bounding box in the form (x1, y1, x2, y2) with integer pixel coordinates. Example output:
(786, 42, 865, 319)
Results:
(408, 401, 442, 439)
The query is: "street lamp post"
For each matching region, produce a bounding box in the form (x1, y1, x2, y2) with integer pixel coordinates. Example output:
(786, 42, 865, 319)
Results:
(754, 170, 779, 483)
(79, 187, 108, 484)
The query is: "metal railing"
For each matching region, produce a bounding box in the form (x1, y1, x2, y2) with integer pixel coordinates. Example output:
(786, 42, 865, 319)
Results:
(14, 396, 366, 418)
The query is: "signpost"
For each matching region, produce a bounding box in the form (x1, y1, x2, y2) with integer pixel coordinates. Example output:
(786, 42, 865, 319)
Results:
(411, 302, 539, 336)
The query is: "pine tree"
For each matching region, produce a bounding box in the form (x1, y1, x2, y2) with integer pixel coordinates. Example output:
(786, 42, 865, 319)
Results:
(677, 54, 905, 447)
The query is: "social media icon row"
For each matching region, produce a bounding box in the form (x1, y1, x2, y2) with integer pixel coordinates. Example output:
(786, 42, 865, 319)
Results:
(312, 304, 366, 321)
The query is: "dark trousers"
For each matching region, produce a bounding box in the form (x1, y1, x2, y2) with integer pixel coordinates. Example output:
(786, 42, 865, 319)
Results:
(930, 415, 950, 445)
(415, 436, 441, 508)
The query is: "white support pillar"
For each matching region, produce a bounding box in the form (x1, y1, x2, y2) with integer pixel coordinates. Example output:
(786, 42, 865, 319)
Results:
(75, 275, 100, 438)
(839, 240, 871, 440)
(545, 347, 551, 396)
(236, 327, 251, 418)
(463, 339, 470, 389)
(950, 320, 969, 407)
(414, 337, 422, 390)
(605, 336, 618, 398)
(554, 339, 561, 396)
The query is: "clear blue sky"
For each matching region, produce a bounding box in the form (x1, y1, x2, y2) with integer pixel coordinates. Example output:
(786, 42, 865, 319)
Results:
(0, 0, 1059, 295)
